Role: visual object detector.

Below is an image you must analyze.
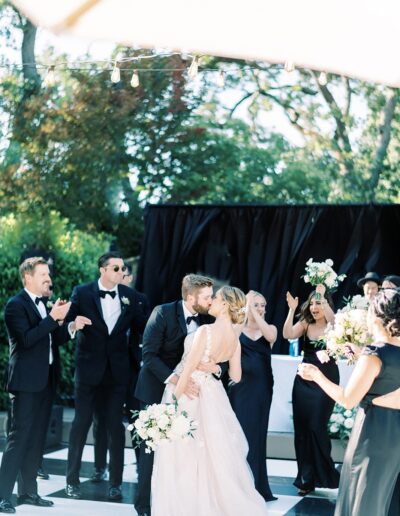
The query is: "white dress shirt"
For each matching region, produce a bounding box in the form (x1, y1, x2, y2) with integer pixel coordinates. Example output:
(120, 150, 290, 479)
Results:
(25, 288, 53, 364)
(98, 280, 121, 335)
(182, 301, 199, 335)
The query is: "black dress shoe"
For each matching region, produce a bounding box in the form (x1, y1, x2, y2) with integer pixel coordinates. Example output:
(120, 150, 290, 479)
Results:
(90, 467, 107, 482)
(297, 488, 314, 497)
(65, 484, 82, 499)
(0, 499, 16, 514)
(17, 494, 54, 507)
(37, 467, 50, 480)
(108, 486, 122, 501)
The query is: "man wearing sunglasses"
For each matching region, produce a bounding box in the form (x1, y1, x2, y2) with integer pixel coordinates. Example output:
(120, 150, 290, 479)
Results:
(64, 252, 147, 502)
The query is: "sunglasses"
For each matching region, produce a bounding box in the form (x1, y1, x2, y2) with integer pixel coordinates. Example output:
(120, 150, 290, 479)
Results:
(104, 265, 127, 273)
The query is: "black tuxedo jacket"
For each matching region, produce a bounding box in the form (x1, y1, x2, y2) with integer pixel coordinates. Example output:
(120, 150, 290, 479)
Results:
(135, 300, 215, 405)
(4, 290, 65, 393)
(66, 281, 147, 386)
(128, 289, 150, 375)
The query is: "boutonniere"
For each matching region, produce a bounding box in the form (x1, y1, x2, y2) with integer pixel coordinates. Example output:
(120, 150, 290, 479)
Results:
(121, 296, 130, 306)
(46, 301, 54, 309)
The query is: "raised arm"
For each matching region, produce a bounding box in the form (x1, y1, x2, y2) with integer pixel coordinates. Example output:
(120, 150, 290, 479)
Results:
(174, 327, 207, 400)
(298, 355, 381, 409)
(316, 284, 335, 324)
(283, 292, 305, 339)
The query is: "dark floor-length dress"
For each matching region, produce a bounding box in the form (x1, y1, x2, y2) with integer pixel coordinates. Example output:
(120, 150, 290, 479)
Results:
(292, 334, 340, 491)
(335, 344, 400, 516)
(228, 333, 275, 501)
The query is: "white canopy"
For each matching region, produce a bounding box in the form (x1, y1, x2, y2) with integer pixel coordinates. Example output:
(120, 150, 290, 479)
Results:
(11, 0, 400, 86)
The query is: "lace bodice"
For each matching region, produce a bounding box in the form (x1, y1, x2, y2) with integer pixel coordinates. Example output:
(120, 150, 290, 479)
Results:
(173, 325, 212, 379)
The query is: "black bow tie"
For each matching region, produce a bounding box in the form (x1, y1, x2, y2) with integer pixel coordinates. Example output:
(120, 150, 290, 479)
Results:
(35, 296, 47, 305)
(186, 315, 199, 325)
(99, 290, 116, 299)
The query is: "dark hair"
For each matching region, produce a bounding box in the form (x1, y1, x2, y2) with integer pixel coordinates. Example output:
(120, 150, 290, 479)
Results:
(382, 275, 400, 288)
(299, 290, 335, 324)
(98, 252, 123, 269)
(371, 289, 400, 337)
(19, 257, 48, 285)
(124, 263, 133, 275)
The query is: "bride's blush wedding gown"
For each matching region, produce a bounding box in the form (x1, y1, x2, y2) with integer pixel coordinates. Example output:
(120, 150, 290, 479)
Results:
(151, 325, 269, 516)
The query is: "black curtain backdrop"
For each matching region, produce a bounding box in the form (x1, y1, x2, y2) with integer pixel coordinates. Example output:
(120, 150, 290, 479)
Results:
(136, 204, 400, 353)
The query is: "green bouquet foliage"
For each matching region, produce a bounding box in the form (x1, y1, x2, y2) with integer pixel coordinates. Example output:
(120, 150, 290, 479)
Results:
(0, 210, 110, 409)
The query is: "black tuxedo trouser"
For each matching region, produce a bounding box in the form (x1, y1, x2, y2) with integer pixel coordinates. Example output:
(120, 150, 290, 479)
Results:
(0, 375, 54, 500)
(134, 401, 154, 514)
(66, 370, 126, 487)
(93, 371, 140, 470)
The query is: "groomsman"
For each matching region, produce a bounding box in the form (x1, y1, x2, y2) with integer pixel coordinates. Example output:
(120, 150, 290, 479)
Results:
(134, 274, 224, 516)
(91, 263, 150, 481)
(0, 257, 71, 514)
(65, 252, 147, 501)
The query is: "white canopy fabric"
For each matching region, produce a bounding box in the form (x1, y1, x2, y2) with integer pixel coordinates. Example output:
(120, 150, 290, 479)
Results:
(11, 0, 400, 86)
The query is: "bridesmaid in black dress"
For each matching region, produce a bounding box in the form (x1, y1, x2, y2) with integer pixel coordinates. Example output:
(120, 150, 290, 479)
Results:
(298, 288, 400, 516)
(228, 290, 277, 502)
(283, 284, 340, 496)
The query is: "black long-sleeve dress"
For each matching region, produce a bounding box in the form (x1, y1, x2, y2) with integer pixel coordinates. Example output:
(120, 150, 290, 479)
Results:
(228, 333, 276, 501)
(335, 344, 400, 516)
(292, 334, 340, 491)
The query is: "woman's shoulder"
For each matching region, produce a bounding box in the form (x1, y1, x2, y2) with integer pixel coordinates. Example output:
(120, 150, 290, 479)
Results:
(361, 342, 388, 358)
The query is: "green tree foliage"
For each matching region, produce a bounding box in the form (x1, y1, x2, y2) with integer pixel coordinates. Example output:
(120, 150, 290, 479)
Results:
(0, 211, 110, 409)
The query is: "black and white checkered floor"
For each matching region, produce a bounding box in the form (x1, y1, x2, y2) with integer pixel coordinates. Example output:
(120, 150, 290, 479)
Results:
(1, 444, 338, 515)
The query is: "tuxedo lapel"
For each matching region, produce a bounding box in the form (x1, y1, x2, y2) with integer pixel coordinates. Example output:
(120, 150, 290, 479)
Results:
(177, 301, 187, 335)
(91, 282, 106, 323)
(20, 290, 43, 320)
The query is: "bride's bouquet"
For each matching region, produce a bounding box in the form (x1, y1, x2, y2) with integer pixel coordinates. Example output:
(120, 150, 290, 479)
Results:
(303, 258, 346, 297)
(129, 397, 197, 453)
(321, 302, 372, 364)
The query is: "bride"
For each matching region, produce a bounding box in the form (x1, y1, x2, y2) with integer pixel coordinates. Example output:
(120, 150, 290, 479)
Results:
(151, 286, 269, 516)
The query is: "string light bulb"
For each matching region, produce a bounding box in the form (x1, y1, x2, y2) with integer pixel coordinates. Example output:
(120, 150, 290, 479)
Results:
(284, 60, 295, 73)
(216, 70, 225, 87)
(188, 56, 199, 78)
(318, 71, 328, 86)
(43, 65, 56, 87)
(130, 70, 140, 88)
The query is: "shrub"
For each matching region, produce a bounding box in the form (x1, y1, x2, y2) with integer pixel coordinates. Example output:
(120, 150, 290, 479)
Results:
(0, 211, 110, 409)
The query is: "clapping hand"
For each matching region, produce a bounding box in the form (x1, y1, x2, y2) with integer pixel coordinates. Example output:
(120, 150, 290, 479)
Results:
(50, 299, 71, 322)
(297, 363, 320, 382)
(286, 291, 299, 311)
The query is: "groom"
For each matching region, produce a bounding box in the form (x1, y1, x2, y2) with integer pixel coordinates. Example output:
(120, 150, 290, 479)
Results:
(134, 274, 226, 516)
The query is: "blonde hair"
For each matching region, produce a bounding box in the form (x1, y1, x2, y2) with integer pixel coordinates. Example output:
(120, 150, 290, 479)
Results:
(219, 285, 246, 324)
(19, 257, 48, 285)
(181, 274, 214, 300)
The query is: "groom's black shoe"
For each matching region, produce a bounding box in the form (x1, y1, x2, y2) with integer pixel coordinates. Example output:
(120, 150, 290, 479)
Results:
(137, 513, 150, 516)
(17, 494, 54, 507)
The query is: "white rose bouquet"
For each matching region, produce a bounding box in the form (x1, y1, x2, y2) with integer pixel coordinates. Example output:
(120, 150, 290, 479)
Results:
(129, 396, 197, 453)
(303, 258, 346, 298)
(323, 306, 372, 363)
(328, 403, 357, 442)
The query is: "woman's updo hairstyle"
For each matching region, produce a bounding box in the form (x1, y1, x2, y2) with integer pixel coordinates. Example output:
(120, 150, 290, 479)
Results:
(219, 286, 247, 324)
(371, 288, 400, 337)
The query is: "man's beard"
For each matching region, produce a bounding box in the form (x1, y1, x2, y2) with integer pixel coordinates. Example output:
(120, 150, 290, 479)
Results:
(193, 300, 209, 315)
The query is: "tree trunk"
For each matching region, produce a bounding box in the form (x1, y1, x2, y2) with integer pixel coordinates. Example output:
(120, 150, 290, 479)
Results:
(368, 88, 398, 200)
